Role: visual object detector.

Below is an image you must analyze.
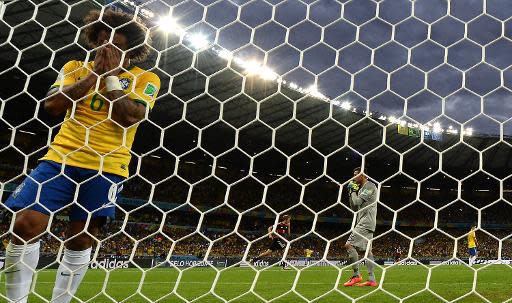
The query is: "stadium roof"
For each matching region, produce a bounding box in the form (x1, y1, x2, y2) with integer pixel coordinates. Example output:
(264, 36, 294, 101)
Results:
(1, 0, 512, 185)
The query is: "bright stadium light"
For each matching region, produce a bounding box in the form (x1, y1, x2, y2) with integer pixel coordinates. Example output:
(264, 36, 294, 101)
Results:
(340, 101, 351, 110)
(464, 127, 473, 136)
(260, 67, 278, 80)
(243, 60, 261, 74)
(289, 82, 298, 89)
(433, 122, 442, 133)
(218, 49, 233, 61)
(158, 15, 184, 35)
(308, 85, 327, 99)
(187, 33, 210, 50)
(388, 116, 396, 123)
(241, 59, 278, 81)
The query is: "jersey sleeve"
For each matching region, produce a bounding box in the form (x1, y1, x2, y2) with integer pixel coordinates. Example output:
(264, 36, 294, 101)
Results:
(359, 183, 377, 203)
(129, 71, 161, 109)
(51, 61, 81, 89)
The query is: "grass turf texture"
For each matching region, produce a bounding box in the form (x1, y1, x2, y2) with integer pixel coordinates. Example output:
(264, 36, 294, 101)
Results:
(2, 265, 512, 302)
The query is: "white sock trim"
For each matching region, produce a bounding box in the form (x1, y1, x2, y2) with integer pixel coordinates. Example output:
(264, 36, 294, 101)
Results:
(62, 247, 92, 266)
(7, 241, 40, 256)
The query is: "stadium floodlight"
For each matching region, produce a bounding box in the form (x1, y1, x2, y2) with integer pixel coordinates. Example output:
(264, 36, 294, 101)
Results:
(243, 60, 261, 74)
(464, 127, 473, 136)
(186, 33, 210, 50)
(388, 116, 396, 123)
(158, 15, 184, 35)
(218, 49, 233, 61)
(340, 101, 351, 110)
(433, 122, 442, 133)
(308, 85, 327, 99)
(240, 59, 279, 81)
(260, 67, 278, 81)
(289, 82, 298, 89)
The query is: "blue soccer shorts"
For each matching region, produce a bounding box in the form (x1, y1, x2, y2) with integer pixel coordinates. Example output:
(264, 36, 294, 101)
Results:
(5, 160, 124, 221)
(469, 247, 478, 256)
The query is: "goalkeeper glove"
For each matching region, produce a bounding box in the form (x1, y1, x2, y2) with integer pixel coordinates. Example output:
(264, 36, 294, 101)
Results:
(347, 181, 360, 194)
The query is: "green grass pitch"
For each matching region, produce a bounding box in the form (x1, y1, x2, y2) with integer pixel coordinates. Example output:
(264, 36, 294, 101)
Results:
(3, 265, 512, 302)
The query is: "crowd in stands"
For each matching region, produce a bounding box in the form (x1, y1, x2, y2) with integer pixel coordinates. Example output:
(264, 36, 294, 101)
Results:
(2, 163, 512, 263)
(2, 210, 511, 262)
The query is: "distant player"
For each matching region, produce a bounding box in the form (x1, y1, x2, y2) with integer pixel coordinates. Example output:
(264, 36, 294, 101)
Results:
(394, 246, 402, 263)
(343, 167, 378, 287)
(468, 226, 478, 266)
(3, 9, 159, 303)
(305, 248, 314, 264)
(250, 215, 291, 269)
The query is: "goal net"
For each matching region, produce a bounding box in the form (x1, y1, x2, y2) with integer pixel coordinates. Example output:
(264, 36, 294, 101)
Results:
(1, 0, 512, 302)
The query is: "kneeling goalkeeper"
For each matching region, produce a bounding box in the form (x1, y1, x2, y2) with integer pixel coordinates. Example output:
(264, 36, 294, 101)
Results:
(343, 167, 378, 287)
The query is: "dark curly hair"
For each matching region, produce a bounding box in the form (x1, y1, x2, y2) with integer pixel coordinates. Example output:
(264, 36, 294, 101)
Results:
(82, 9, 151, 63)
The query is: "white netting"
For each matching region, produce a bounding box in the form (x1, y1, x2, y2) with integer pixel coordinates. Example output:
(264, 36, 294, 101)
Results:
(2, 0, 512, 302)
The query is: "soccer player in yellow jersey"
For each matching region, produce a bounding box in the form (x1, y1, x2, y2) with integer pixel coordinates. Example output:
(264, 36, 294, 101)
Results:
(3, 9, 160, 303)
(468, 226, 478, 267)
(305, 248, 314, 264)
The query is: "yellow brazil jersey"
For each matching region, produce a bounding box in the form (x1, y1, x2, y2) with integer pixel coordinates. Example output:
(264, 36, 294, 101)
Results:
(468, 230, 476, 248)
(41, 60, 160, 178)
(305, 249, 313, 258)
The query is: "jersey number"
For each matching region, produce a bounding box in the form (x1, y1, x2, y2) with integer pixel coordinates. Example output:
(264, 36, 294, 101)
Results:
(90, 94, 105, 111)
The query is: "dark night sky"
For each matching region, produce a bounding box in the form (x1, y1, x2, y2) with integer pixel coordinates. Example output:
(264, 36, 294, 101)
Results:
(139, 0, 512, 136)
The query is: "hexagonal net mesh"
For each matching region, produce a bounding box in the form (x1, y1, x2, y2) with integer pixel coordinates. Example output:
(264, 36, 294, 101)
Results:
(2, 0, 512, 302)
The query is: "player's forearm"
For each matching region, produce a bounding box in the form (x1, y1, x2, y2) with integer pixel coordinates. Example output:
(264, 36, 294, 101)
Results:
(44, 74, 97, 116)
(107, 91, 145, 127)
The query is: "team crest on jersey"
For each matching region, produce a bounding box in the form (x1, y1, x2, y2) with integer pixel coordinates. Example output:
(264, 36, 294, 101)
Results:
(361, 188, 374, 198)
(143, 82, 157, 97)
(119, 78, 130, 90)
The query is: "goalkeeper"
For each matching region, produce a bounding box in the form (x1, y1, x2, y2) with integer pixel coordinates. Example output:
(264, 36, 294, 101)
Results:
(343, 167, 378, 287)
(3, 9, 159, 303)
